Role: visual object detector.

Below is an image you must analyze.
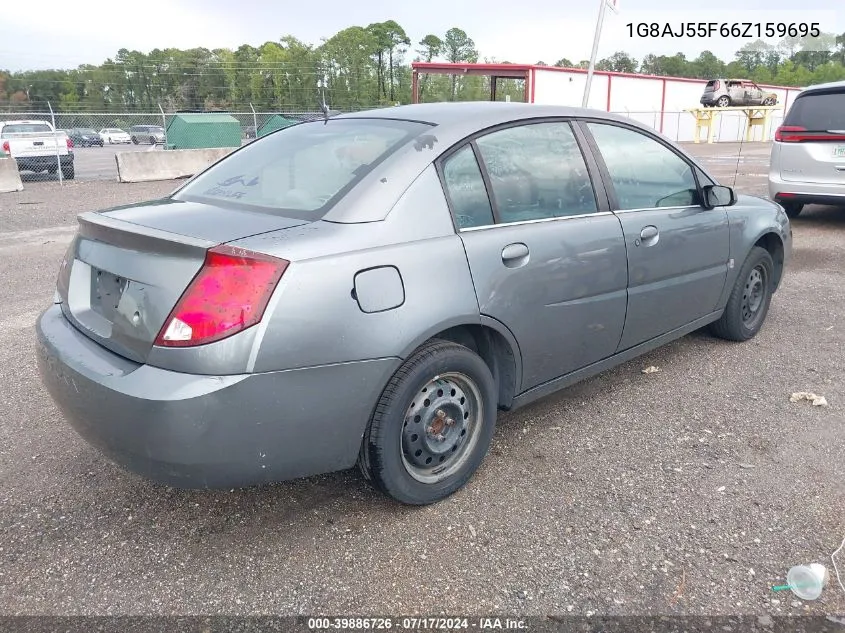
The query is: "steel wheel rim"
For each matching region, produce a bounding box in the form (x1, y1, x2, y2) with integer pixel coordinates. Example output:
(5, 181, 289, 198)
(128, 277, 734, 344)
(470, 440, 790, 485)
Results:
(741, 265, 767, 326)
(400, 372, 484, 484)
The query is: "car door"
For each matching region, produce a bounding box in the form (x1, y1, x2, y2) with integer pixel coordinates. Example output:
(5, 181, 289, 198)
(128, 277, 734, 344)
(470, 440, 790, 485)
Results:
(439, 120, 629, 392)
(579, 120, 730, 352)
(748, 82, 764, 104)
(727, 81, 744, 105)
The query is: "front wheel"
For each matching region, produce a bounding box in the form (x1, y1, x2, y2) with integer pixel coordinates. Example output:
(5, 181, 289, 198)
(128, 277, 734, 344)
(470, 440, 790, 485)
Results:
(358, 339, 498, 505)
(710, 246, 774, 342)
(763, 97, 775, 106)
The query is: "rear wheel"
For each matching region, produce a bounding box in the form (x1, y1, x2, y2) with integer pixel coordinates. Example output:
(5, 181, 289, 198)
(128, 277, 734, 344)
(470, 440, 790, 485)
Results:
(710, 246, 774, 342)
(47, 166, 57, 175)
(61, 165, 75, 180)
(781, 201, 803, 218)
(358, 339, 498, 505)
(131, 136, 138, 144)
(149, 136, 157, 145)
(717, 95, 731, 108)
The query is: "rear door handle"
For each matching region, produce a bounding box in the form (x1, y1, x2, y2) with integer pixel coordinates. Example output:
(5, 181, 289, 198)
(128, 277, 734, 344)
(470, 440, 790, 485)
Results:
(640, 225, 659, 240)
(501, 242, 529, 268)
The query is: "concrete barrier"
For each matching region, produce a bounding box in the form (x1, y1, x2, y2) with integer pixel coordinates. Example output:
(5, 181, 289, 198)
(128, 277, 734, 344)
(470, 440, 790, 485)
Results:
(115, 147, 236, 183)
(0, 158, 23, 193)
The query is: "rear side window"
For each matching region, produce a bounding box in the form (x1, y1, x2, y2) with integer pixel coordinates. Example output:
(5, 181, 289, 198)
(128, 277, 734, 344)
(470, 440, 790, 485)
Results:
(784, 90, 845, 131)
(1, 123, 52, 136)
(174, 118, 431, 219)
(441, 145, 495, 229)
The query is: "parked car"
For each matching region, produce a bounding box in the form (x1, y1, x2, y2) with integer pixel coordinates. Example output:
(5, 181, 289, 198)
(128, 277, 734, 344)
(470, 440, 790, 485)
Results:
(701, 79, 778, 108)
(129, 125, 165, 145)
(768, 80, 845, 218)
(99, 128, 131, 144)
(0, 120, 74, 179)
(35, 103, 792, 505)
(66, 128, 104, 147)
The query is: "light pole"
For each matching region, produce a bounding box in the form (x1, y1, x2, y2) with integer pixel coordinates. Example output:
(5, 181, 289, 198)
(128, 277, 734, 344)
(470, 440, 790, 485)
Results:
(582, 0, 618, 108)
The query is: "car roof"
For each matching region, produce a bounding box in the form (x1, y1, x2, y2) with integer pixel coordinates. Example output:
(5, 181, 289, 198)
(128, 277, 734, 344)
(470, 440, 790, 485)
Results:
(797, 79, 845, 95)
(321, 101, 716, 223)
(334, 101, 644, 129)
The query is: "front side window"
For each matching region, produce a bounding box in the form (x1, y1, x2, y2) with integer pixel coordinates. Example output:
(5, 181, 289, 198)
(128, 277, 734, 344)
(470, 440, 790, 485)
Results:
(586, 122, 699, 210)
(474, 121, 597, 223)
(174, 118, 431, 219)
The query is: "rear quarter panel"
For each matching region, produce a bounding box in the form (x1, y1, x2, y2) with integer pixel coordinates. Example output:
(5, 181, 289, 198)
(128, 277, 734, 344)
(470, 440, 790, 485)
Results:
(231, 165, 483, 373)
(716, 194, 791, 308)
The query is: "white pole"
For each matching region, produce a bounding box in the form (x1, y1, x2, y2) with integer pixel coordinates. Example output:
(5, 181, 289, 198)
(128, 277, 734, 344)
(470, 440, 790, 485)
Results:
(48, 101, 62, 185)
(582, 0, 608, 108)
(250, 103, 258, 140)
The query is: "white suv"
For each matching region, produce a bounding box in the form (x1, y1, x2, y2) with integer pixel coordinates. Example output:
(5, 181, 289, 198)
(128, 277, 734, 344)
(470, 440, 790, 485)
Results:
(768, 80, 845, 218)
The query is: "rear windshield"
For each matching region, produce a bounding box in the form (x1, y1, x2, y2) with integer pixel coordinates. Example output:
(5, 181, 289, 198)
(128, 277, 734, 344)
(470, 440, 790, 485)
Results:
(173, 118, 432, 219)
(706, 80, 717, 87)
(784, 89, 845, 131)
(79, 129, 97, 134)
(1, 123, 52, 135)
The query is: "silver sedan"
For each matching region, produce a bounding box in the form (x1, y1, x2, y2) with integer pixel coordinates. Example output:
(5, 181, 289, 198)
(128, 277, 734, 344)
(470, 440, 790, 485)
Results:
(35, 102, 792, 505)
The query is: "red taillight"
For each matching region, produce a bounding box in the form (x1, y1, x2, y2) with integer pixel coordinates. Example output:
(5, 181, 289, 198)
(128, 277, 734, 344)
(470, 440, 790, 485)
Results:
(776, 125, 807, 142)
(66, 137, 73, 149)
(1, 140, 9, 153)
(154, 245, 289, 348)
(775, 125, 845, 143)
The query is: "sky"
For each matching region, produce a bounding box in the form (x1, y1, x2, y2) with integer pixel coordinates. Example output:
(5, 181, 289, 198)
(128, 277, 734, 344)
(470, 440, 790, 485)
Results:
(1, 0, 841, 72)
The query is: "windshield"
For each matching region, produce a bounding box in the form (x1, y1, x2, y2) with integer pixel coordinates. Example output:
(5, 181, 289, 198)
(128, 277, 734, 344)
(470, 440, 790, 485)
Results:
(173, 117, 432, 218)
(784, 89, 845, 131)
(2, 123, 52, 135)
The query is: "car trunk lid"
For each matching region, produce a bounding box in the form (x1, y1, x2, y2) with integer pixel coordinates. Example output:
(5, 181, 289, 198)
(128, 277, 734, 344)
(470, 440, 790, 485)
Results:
(58, 198, 307, 363)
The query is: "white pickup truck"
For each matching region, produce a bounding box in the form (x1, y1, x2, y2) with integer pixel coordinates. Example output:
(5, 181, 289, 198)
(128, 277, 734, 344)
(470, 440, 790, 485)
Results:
(0, 120, 74, 179)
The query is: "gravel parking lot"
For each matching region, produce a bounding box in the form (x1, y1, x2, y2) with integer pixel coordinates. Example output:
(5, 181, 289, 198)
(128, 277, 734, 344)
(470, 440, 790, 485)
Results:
(0, 142, 843, 618)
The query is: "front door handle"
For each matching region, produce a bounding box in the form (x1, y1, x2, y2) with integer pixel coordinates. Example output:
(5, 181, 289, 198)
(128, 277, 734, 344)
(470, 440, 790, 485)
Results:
(501, 242, 529, 268)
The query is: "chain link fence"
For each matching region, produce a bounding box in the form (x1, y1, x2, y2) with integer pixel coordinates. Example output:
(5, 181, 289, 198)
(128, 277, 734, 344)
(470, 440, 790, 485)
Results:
(2, 105, 783, 183)
(0, 109, 346, 181)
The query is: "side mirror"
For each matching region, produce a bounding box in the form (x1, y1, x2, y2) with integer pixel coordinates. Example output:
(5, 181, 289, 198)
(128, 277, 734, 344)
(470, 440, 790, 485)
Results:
(702, 184, 737, 209)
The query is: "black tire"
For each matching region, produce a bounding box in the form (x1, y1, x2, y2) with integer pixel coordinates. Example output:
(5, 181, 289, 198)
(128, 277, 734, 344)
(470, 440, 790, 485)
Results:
(358, 339, 498, 505)
(763, 97, 775, 106)
(131, 136, 138, 144)
(47, 166, 57, 174)
(61, 165, 75, 180)
(710, 246, 774, 342)
(782, 202, 803, 218)
(149, 136, 157, 145)
(717, 95, 731, 108)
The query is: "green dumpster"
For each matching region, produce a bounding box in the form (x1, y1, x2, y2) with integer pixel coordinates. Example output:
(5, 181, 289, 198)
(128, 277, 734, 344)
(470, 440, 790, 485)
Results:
(257, 114, 298, 138)
(165, 113, 241, 149)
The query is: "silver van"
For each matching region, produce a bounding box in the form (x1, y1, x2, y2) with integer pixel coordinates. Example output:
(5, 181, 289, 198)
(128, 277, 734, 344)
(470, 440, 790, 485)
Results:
(768, 80, 845, 217)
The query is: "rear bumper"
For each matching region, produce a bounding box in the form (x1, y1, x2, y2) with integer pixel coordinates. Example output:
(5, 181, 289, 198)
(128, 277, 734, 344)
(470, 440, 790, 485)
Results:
(16, 154, 73, 171)
(35, 303, 400, 489)
(768, 171, 845, 206)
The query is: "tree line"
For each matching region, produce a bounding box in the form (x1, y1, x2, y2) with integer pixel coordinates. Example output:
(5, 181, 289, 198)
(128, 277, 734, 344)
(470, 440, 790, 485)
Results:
(2, 23, 844, 113)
